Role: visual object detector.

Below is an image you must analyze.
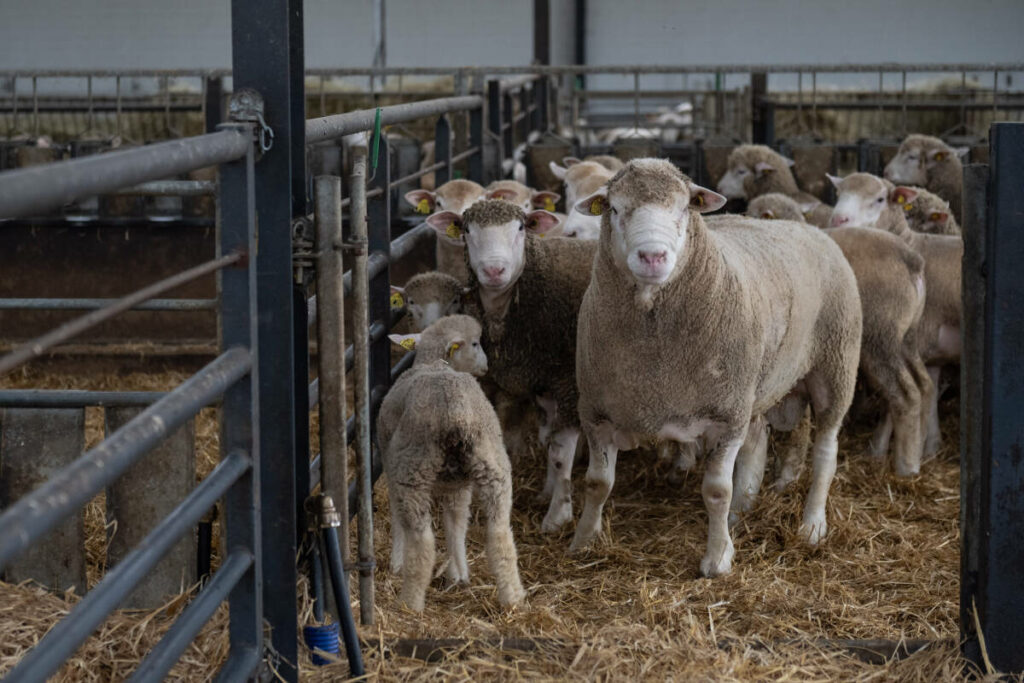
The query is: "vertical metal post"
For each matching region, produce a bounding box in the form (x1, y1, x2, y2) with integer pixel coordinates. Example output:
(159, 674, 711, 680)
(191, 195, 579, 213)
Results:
(962, 122, 1024, 674)
(434, 115, 452, 186)
(487, 79, 504, 162)
(518, 86, 530, 145)
(574, 0, 586, 90)
(750, 72, 768, 144)
(217, 126, 262, 676)
(230, 0, 304, 677)
(536, 75, 549, 133)
(468, 102, 484, 183)
(533, 0, 550, 65)
(205, 76, 224, 133)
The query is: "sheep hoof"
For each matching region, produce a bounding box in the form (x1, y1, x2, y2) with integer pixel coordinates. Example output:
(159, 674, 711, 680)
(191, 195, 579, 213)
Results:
(893, 463, 921, 479)
(499, 585, 526, 607)
(699, 543, 734, 578)
(798, 516, 828, 546)
(541, 502, 573, 533)
(568, 532, 596, 553)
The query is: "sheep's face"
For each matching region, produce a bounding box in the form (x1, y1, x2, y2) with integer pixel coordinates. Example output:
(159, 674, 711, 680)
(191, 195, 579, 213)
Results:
(446, 331, 489, 377)
(463, 205, 560, 290)
(580, 159, 725, 285)
(829, 173, 913, 228)
(402, 289, 462, 332)
(884, 146, 928, 185)
(716, 163, 750, 199)
(910, 208, 953, 235)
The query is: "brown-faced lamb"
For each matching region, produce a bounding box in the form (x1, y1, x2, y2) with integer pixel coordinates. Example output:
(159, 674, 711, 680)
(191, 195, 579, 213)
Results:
(548, 160, 616, 240)
(390, 271, 465, 332)
(883, 134, 967, 220)
(460, 199, 598, 533)
(574, 159, 862, 577)
(405, 179, 487, 282)
(380, 315, 525, 611)
(716, 144, 832, 228)
(830, 172, 962, 459)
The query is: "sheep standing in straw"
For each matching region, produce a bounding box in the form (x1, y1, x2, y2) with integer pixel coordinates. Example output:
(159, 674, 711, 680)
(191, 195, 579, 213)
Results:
(573, 159, 862, 577)
(380, 315, 525, 611)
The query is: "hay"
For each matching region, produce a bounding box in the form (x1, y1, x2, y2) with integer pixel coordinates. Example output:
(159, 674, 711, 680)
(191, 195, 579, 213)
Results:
(0, 360, 998, 681)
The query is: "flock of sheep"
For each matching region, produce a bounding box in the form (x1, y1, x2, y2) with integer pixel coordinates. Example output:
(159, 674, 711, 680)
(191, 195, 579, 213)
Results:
(380, 133, 965, 611)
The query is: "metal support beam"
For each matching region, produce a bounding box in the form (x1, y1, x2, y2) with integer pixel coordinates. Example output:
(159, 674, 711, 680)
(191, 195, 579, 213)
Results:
(961, 123, 1024, 674)
(230, 0, 304, 675)
(751, 72, 768, 144)
(205, 76, 224, 133)
(533, 0, 550, 66)
(434, 115, 452, 186)
(468, 102, 484, 183)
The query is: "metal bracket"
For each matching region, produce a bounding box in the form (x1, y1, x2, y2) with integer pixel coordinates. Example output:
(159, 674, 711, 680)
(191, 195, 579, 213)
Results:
(291, 216, 315, 285)
(228, 88, 274, 154)
(338, 236, 368, 256)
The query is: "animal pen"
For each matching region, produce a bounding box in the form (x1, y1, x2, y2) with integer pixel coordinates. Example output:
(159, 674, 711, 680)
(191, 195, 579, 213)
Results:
(1, 2, 1024, 680)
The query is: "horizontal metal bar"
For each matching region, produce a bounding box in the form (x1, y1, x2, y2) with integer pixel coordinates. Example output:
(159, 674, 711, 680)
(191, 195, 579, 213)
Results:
(113, 180, 217, 197)
(0, 103, 202, 114)
(0, 252, 239, 377)
(767, 99, 1024, 111)
(0, 389, 166, 407)
(0, 298, 217, 311)
(0, 217, 215, 229)
(129, 550, 253, 683)
(499, 75, 539, 93)
(0, 347, 251, 571)
(390, 146, 480, 187)
(0, 129, 250, 219)
(305, 96, 483, 144)
(3, 449, 251, 683)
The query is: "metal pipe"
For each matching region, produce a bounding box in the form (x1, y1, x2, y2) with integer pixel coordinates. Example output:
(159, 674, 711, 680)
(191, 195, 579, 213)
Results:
(322, 524, 365, 676)
(113, 180, 217, 196)
(0, 252, 239, 377)
(0, 298, 217, 311)
(305, 96, 483, 144)
(0, 129, 250, 219)
(0, 389, 166, 407)
(314, 175, 349, 561)
(0, 348, 251, 571)
(129, 550, 253, 683)
(349, 146, 376, 625)
(3, 450, 251, 683)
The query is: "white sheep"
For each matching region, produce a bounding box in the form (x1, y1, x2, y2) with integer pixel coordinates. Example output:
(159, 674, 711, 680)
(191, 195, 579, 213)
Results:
(405, 179, 487, 282)
(574, 159, 862, 577)
(380, 315, 526, 611)
(548, 160, 615, 240)
(883, 134, 968, 221)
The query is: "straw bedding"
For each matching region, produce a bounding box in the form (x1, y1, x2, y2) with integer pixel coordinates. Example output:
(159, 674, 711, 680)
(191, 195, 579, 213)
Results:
(0, 361, 1000, 681)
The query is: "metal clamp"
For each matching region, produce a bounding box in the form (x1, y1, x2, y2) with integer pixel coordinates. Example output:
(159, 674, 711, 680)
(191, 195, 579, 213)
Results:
(291, 216, 315, 285)
(339, 236, 368, 255)
(228, 88, 274, 154)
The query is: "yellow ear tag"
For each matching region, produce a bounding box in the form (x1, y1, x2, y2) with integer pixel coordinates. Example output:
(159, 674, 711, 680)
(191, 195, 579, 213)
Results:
(416, 198, 431, 214)
(896, 194, 906, 204)
(399, 338, 416, 351)
(543, 197, 556, 212)
(929, 212, 942, 221)
(447, 342, 460, 358)
(445, 223, 461, 239)
(903, 202, 914, 212)
(590, 198, 603, 215)
(390, 291, 404, 308)
(694, 194, 705, 208)
(934, 152, 945, 161)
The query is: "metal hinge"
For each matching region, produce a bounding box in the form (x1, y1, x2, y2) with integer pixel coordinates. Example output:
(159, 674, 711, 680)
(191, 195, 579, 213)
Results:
(228, 88, 274, 154)
(291, 216, 315, 285)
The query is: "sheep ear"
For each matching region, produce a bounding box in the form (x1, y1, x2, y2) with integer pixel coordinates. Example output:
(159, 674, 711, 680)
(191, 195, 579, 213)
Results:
(405, 189, 436, 214)
(754, 161, 776, 176)
(686, 182, 727, 213)
(525, 209, 561, 235)
(549, 161, 568, 180)
(826, 173, 844, 189)
(760, 210, 776, 219)
(389, 286, 405, 309)
(928, 211, 949, 224)
(562, 156, 582, 167)
(425, 211, 464, 240)
(531, 191, 561, 212)
(487, 188, 518, 202)
(798, 201, 819, 214)
(781, 155, 796, 167)
(953, 146, 970, 159)
(890, 186, 918, 205)
(388, 333, 419, 351)
(574, 188, 609, 216)
(445, 339, 464, 359)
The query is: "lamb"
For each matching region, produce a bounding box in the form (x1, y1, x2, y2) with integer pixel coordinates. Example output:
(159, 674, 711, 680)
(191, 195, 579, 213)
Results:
(548, 160, 616, 240)
(390, 271, 465, 332)
(380, 315, 525, 611)
(830, 172, 962, 458)
(902, 186, 961, 236)
(486, 179, 561, 213)
(744, 195, 933, 477)
(883, 134, 967, 221)
(716, 144, 832, 228)
(562, 155, 625, 172)
(573, 159, 862, 577)
(460, 199, 598, 532)
(405, 179, 487, 282)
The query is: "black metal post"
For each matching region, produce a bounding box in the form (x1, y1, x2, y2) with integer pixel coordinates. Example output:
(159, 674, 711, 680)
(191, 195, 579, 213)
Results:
(518, 87, 530, 144)
(468, 102, 484, 183)
(535, 76, 549, 133)
(533, 0, 550, 66)
(962, 122, 1024, 674)
(574, 0, 586, 90)
(205, 76, 223, 133)
(230, 0, 303, 678)
(434, 115, 452, 186)
(502, 91, 514, 162)
(487, 79, 504, 175)
(751, 72, 768, 144)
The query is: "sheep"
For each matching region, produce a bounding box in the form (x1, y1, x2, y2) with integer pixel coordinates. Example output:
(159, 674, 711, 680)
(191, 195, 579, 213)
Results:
(742, 194, 933, 477)
(405, 179, 487, 282)
(829, 172, 962, 458)
(459, 199, 598, 533)
(562, 154, 625, 173)
(716, 144, 832, 228)
(548, 160, 616, 240)
(573, 159, 862, 577)
(902, 186, 961, 236)
(883, 134, 968, 221)
(486, 179, 561, 214)
(380, 315, 525, 611)
(390, 271, 465, 332)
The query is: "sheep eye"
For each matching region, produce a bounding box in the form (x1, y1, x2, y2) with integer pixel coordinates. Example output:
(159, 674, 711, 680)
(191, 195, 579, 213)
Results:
(737, 169, 747, 176)
(519, 221, 526, 231)
(408, 299, 415, 306)
(610, 207, 618, 215)
(876, 197, 884, 203)
(472, 341, 479, 348)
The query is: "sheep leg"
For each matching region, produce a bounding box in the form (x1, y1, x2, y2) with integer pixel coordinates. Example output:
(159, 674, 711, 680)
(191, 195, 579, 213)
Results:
(700, 436, 743, 578)
(773, 406, 811, 492)
(396, 489, 435, 612)
(478, 471, 526, 607)
(389, 485, 406, 574)
(799, 424, 840, 546)
(864, 354, 924, 477)
(541, 427, 581, 533)
(441, 487, 472, 585)
(923, 366, 942, 459)
(729, 417, 768, 524)
(569, 426, 619, 552)
(535, 396, 560, 502)
(868, 413, 894, 460)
